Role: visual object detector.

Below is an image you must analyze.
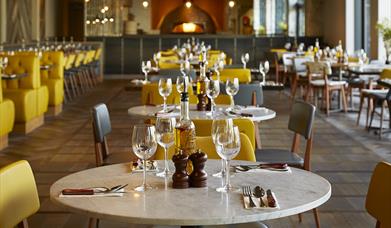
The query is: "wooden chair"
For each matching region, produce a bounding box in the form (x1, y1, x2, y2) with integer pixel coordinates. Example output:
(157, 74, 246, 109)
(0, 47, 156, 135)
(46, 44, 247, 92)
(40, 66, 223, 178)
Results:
(365, 161, 391, 228)
(281, 52, 297, 86)
(0, 160, 40, 228)
(305, 61, 348, 116)
(91, 103, 130, 167)
(291, 56, 314, 100)
(368, 89, 391, 139)
(255, 101, 321, 228)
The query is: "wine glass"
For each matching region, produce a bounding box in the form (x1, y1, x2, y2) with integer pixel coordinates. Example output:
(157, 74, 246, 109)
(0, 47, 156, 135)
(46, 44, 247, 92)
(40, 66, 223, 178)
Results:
(176, 76, 189, 93)
(155, 117, 176, 177)
(226, 78, 239, 109)
(132, 125, 157, 192)
(216, 126, 241, 193)
(0, 57, 8, 70)
(259, 61, 269, 85)
(211, 119, 234, 177)
(141, 61, 152, 82)
(153, 52, 161, 71)
(158, 78, 172, 112)
(206, 79, 220, 116)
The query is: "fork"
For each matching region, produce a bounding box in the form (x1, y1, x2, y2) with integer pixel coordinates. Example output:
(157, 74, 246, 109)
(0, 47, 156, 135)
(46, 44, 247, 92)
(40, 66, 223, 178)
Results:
(242, 186, 256, 208)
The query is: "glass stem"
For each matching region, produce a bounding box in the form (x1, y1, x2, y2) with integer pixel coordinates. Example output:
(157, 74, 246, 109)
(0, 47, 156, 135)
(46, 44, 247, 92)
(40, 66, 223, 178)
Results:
(142, 159, 147, 188)
(144, 72, 148, 81)
(211, 99, 215, 115)
(163, 97, 167, 112)
(220, 159, 225, 174)
(225, 159, 230, 190)
(164, 147, 169, 174)
(230, 96, 234, 108)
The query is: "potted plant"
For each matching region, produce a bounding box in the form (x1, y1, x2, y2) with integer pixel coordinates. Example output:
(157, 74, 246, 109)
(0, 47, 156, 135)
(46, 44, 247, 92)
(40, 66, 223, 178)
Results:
(377, 19, 391, 64)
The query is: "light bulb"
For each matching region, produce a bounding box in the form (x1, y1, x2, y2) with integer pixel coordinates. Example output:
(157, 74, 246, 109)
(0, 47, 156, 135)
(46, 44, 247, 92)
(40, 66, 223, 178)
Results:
(86, 20, 91, 25)
(228, 0, 235, 8)
(142, 1, 149, 8)
(100, 8, 105, 13)
(185, 1, 192, 8)
(103, 6, 109, 11)
(109, 17, 114, 22)
(85, 0, 90, 2)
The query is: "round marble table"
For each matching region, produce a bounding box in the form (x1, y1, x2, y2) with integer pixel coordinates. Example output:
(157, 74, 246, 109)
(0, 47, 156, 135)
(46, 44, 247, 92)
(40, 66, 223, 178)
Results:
(127, 105, 276, 122)
(50, 160, 331, 226)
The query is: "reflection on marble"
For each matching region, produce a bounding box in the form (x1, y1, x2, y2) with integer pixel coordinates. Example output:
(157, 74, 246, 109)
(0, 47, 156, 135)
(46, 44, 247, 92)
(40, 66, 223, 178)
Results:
(50, 160, 331, 226)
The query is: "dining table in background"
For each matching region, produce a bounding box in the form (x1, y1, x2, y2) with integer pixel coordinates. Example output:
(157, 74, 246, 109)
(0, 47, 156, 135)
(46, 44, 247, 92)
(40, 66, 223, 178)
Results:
(128, 104, 276, 149)
(50, 160, 331, 227)
(1, 73, 28, 80)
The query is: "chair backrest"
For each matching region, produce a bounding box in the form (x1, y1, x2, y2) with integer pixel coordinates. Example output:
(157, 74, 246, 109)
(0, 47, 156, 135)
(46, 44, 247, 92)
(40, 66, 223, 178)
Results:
(155, 133, 255, 162)
(2, 54, 40, 90)
(288, 101, 316, 139)
(306, 61, 331, 81)
(282, 52, 297, 67)
(41, 51, 64, 81)
(365, 161, 391, 228)
(92, 103, 112, 143)
(234, 83, 263, 106)
(192, 118, 256, 149)
(0, 160, 40, 228)
(64, 54, 76, 70)
(215, 68, 251, 83)
(380, 68, 391, 80)
(141, 82, 195, 105)
(293, 56, 313, 73)
(149, 69, 197, 82)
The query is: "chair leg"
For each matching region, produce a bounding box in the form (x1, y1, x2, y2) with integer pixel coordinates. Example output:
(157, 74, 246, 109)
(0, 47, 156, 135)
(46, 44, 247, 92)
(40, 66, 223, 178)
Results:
(17, 219, 28, 228)
(313, 208, 321, 228)
(325, 89, 330, 116)
(357, 93, 364, 126)
(341, 87, 348, 113)
(368, 101, 376, 132)
(366, 97, 372, 128)
(291, 76, 298, 100)
(88, 218, 99, 228)
(379, 103, 384, 139)
(298, 213, 302, 222)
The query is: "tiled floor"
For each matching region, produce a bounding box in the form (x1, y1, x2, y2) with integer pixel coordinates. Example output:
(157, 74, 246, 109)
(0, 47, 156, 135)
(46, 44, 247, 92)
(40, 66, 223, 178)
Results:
(0, 79, 390, 228)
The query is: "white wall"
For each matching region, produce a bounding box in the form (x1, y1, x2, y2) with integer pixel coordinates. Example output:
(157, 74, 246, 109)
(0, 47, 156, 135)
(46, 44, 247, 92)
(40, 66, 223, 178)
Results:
(0, 0, 6, 43)
(345, 0, 355, 54)
(377, 0, 391, 61)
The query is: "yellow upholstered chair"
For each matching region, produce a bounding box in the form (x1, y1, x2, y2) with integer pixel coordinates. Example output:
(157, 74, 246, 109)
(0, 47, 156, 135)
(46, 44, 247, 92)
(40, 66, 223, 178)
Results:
(192, 118, 256, 150)
(141, 83, 197, 105)
(365, 161, 391, 228)
(0, 69, 15, 150)
(158, 54, 180, 69)
(2, 54, 48, 134)
(155, 133, 255, 161)
(0, 160, 40, 228)
(381, 68, 391, 79)
(212, 68, 251, 83)
(40, 51, 64, 115)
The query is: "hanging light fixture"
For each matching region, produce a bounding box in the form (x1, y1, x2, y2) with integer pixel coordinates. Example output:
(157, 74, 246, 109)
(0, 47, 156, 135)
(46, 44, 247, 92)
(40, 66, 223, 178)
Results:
(86, 19, 91, 25)
(228, 0, 235, 8)
(185, 1, 192, 8)
(142, 1, 149, 8)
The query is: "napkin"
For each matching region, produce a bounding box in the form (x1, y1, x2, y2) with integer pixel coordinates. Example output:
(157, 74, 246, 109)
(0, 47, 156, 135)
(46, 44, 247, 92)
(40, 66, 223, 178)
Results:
(243, 191, 279, 209)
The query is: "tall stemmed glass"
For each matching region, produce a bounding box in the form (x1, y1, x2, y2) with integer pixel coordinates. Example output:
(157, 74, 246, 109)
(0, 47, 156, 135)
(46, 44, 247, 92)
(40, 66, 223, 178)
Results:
(206, 79, 220, 116)
(158, 78, 172, 112)
(216, 126, 241, 193)
(153, 52, 161, 71)
(132, 125, 157, 192)
(226, 78, 239, 109)
(259, 61, 269, 85)
(0, 57, 8, 71)
(141, 61, 152, 82)
(241, 53, 249, 69)
(212, 119, 234, 177)
(155, 117, 175, 177)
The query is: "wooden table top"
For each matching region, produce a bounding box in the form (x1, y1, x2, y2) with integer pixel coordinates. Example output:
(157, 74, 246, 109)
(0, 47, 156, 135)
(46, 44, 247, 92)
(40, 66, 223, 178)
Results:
(50, 160, 331, 226)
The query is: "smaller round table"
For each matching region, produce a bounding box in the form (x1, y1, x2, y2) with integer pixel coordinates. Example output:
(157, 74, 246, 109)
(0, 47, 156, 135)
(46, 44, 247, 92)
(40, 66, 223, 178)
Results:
(50, 160, 331, 226)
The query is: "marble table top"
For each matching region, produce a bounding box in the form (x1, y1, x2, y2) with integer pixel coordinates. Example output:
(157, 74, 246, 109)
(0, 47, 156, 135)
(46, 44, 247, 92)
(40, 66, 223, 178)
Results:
(127, 105, 276, 122)
(50, 160, 331, 226)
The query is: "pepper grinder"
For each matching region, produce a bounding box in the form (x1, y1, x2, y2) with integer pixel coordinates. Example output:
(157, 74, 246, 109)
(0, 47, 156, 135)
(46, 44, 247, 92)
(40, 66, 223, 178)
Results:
(189, 149, 208, 187)
(172, 152, 189, 189)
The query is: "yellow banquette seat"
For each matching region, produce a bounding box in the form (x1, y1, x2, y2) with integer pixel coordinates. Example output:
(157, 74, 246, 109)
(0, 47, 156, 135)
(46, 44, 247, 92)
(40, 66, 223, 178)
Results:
(0, 66, 15, 150)
(41, 51, 64, 115)
(1, 54, 48, 133)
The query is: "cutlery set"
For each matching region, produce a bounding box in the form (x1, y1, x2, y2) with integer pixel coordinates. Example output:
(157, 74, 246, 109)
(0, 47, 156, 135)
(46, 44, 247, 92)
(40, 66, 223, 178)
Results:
(235, 163, 289, 172)
(62, 184, 128, 195)
(242, 185, 278, 208)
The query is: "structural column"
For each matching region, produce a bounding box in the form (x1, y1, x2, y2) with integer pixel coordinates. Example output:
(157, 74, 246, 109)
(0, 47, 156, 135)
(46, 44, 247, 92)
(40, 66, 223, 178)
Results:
(0, 0, 6, 43)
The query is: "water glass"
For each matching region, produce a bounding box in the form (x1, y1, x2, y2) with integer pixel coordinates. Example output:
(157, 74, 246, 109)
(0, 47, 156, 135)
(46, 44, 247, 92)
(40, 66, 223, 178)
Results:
(155, 117, 175, 177)
(176, 76, 189, 93)
(142, 61, 152, 82)
(158, 78, 172, 112)
(226, 78, 239, 108)
(132, 125, 157, 192)
(259, 61, 269, 85)
(211, 119, 234, 177)
(216, 126, 241, 193)
(241, 53, 249, 69)
(206, 80, 220, 116)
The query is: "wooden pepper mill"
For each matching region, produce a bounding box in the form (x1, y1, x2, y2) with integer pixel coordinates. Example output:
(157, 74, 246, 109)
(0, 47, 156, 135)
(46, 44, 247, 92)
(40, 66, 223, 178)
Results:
(189, 149, 208, 187)
(172, 152, 189, 189)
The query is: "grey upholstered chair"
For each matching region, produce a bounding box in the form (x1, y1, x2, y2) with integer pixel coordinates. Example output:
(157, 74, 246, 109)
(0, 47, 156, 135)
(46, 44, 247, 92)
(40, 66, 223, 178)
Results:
(255, 101, 320, 227)
(92, 103, 129, 167)
(235, 83, 264, 106)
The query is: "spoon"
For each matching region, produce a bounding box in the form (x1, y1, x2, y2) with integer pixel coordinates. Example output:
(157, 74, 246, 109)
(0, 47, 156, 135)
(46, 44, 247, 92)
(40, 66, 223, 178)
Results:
(253, 186, 265, 207)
